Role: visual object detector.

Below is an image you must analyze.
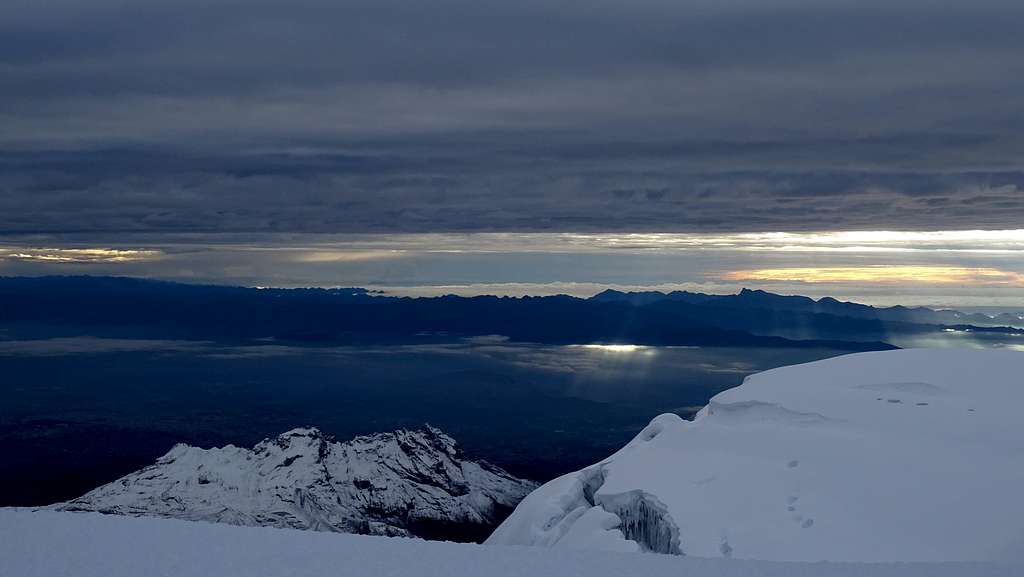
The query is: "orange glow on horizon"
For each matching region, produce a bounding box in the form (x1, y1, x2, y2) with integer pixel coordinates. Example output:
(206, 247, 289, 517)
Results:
(722, 266, 1024, 285)
(0, 247, 163, 263)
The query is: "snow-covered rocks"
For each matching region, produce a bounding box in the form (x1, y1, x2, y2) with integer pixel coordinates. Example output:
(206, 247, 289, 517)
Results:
(55, 426, 536, 541)
(487, 349, 1024, 562)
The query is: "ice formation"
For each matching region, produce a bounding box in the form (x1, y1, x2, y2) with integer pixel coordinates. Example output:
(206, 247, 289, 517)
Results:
(487, 349, 1024, 562)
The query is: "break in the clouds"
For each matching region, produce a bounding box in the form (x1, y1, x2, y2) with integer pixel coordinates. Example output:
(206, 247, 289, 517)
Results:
(1, 231, 1023, 307)
(0, 247, 162, 263)
(723, 266, 1024, 286)
(2, 0, 1024, 234)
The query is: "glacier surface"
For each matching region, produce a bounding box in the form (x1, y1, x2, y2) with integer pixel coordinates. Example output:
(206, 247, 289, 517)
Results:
(487, 349, 1024, 562)
(1, 510, 1020, 577)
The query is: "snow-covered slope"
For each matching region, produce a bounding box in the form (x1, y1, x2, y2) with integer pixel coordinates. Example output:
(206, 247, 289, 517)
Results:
(2, 510, 1019, 577)
(488, 349, 1024, 562)
(55, 426, 535, 541)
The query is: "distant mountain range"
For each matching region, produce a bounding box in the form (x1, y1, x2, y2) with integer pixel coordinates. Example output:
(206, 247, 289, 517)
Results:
(55, 426, 536, 543)
(591, 287, 1024, 328)
(0, 276, 1020, 349)
(588, 287, 1024, 343)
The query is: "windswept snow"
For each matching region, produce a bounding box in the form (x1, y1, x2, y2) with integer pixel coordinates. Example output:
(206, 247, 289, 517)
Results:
(488, 349, 1024, 562)
(1, 510, 1019, 577)
(54, 426, 535, 541)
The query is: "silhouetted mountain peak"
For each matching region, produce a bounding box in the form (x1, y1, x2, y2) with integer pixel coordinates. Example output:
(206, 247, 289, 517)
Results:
(591, 289, 631, 301)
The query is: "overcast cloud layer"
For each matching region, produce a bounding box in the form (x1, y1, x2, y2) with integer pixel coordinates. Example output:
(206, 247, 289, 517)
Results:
(3, 0, 1024, 234)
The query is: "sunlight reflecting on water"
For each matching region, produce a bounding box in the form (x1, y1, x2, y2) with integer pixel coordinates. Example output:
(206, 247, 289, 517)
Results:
(570, 344, 651, 354)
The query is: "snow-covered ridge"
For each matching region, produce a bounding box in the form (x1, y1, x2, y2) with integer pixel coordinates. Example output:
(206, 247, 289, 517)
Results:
(488, 349, 1024, 562)
(54, 425, 536, 541)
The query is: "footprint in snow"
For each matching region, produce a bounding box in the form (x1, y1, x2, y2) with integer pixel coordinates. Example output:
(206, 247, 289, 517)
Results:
(719, 539, 733, 558)
(786, 495, 799, 512)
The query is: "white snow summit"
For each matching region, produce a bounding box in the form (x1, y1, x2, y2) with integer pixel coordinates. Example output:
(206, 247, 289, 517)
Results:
(56, 425, 535, 540)
(487, 349, 1024, 563)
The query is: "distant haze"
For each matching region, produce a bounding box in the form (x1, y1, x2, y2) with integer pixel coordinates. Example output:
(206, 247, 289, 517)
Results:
(1, 231, 1023, 307)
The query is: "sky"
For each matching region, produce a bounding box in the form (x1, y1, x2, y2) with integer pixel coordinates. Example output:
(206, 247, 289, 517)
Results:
(3, 0, 1024, 306)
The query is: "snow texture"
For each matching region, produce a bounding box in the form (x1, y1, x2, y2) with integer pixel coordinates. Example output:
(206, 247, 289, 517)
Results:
(488, 349, 1024, 562)
(1, 510, 1019, 577)
(54, 425, 535, 541)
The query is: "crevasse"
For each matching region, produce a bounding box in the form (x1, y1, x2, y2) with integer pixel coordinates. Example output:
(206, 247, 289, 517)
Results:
(596, 490, 682, 555)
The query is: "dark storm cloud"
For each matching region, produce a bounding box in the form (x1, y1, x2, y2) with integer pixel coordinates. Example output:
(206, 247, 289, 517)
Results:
(2, 0, 1024, 233)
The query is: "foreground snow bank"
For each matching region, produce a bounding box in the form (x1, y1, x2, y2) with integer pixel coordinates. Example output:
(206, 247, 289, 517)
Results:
(488, 349, 1024, 562)
(1, 510, 1018, 577)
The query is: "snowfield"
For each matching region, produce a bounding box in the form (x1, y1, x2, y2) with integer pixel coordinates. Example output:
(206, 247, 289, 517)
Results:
(1, 509, 1019, 577)
(488, 349, 1024, 563)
